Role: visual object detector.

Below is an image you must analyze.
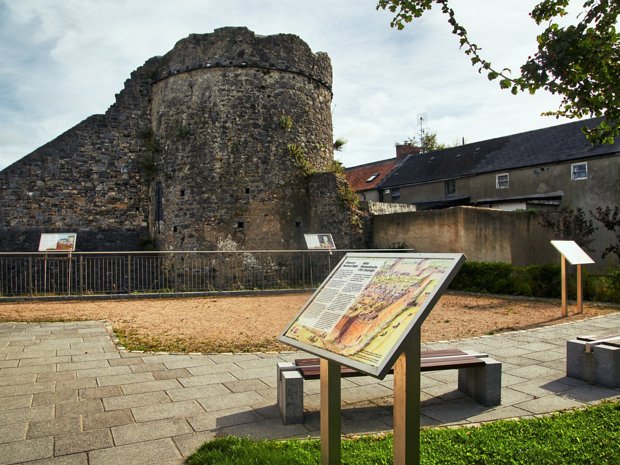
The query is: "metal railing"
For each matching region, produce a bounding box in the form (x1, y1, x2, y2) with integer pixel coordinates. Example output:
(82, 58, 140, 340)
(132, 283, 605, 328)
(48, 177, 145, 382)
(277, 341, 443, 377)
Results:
(0, 249, 401, 299)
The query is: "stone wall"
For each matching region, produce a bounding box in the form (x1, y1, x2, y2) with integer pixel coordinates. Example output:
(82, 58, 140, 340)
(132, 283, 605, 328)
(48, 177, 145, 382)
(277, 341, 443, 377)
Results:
(372, 206, 557, 266)
(149, 28, 336, 250)
(0, 28, 363, 252)
(365, 200, 417, 215)
(0, 57, 159, 251)
(308, 173, 367, 249)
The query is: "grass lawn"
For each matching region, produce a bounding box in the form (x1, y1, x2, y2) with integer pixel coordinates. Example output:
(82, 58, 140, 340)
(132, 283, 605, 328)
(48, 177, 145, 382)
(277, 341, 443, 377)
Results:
(186, 401, 620, 464)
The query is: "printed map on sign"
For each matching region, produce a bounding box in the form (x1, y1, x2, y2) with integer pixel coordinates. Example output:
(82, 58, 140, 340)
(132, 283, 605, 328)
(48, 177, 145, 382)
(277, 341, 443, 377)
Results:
(279, 253, 464, 377)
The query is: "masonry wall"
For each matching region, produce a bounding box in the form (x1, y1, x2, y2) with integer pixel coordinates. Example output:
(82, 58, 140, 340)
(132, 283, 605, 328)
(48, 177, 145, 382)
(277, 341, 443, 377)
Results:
(0, 59, 159, 251)
(308, 173, 367, 249)
(0, 28, 364, 252)
(372, 206, 557, 266)
(149, 28, 336, 250)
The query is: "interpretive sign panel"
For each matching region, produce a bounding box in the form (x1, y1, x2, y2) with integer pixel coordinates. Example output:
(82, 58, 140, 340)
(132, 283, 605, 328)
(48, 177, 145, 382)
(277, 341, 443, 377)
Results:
(304, 233, 336, 250)
(38, 233, 77, 252)
(551, 240, 594, 265)
(279, 252, 465, 378)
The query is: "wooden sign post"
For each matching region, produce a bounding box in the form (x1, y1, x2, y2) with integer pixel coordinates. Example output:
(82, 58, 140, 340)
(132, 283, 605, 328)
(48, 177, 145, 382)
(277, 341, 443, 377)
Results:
(551, 240, 594, 316)
(321, 359, 341, 465)
(393, 329, 421, 465)
(279, 252, 465, 465)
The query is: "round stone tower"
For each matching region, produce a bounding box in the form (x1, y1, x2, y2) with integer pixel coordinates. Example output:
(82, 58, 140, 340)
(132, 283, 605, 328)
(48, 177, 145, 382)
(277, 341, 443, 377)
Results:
(148, 27, 335, 250)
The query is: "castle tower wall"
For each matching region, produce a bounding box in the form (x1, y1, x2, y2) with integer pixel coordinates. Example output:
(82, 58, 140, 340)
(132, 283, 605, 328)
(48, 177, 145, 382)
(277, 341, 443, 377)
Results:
(149, 27, 335, 250)
(0, 27, 365, 253)
(0, 59, 160, 251)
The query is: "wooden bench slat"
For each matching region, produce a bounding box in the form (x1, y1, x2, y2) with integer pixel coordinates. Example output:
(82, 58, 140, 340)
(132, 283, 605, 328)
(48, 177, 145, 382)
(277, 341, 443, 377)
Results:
(294, 351, 485, 380)
(576, 335, 620, 349)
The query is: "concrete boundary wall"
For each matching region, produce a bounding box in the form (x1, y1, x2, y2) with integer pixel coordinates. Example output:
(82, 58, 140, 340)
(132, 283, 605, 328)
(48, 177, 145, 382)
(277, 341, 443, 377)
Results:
(372, 206, 557, 266)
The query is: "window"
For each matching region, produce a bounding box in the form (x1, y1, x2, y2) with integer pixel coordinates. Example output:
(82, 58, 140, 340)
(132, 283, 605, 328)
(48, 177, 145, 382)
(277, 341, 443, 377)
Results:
(496, 173, 509, 189)
(445, 180, 455, 197)
(391, 188, 401, 201)
(571, 162, 588, 180)
(366, 172, 379, 183)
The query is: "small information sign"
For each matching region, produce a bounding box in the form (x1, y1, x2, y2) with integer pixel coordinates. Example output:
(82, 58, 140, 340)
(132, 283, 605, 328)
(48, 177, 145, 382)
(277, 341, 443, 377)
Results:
(304, 233, 336, 251)
(279, 252, 465, 379)
(550, 240, 594, 265)
(550, 240, 594, 316)
(38, 233, 77, 252)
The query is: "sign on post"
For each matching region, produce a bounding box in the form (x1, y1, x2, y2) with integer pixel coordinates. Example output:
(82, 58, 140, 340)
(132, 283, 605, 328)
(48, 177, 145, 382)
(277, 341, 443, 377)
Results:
(304, 233, 336, 251)
(280, 252, 464, 378)
(279, 252, 465, 465)
(38, 233, 77, 252)
(551, 240, 594, 316)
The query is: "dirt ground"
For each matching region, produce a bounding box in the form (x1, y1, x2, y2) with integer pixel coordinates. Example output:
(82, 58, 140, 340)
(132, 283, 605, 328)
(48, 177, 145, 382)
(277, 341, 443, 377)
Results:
(0, 292, 616, 352)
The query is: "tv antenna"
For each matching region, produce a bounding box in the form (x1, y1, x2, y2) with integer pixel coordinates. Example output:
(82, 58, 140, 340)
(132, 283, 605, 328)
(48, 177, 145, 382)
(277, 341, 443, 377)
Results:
(416, 112, 428, 143)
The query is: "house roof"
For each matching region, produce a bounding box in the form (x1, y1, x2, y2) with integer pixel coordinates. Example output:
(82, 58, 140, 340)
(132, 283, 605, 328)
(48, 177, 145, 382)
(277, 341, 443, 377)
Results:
(344, 157, 400, 192)
(381, 118, 620, 189)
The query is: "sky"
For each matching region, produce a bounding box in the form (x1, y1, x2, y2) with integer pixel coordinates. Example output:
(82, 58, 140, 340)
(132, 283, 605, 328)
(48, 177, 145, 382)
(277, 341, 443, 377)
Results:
(0, 0, 583, 170)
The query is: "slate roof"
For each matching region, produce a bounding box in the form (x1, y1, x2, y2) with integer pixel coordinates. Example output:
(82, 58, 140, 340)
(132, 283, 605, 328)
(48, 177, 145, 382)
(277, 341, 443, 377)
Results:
(381, 118, 620, 189)
(344, 157, 400, 192)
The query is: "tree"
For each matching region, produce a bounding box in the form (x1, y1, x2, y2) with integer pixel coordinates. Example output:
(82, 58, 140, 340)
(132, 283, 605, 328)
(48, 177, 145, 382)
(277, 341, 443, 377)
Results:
(591, 206, 620, 260)
(406, 129, 447, 152)
(376, 0, 620, 145)
(539, 207, 597, 251)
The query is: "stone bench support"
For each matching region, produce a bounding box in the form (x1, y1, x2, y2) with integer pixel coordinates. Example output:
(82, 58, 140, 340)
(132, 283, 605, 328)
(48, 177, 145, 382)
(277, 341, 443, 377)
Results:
(276, 356, 502, 425)
(567, 338, 620, 388)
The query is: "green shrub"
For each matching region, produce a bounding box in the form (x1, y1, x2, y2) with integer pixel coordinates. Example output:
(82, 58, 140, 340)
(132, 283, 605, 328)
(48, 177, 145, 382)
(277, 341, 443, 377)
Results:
(449, 262, 514, 293)
(521, 264, 562, 298)
(587, 269, 620, 303)
(449, 261, 620, 304)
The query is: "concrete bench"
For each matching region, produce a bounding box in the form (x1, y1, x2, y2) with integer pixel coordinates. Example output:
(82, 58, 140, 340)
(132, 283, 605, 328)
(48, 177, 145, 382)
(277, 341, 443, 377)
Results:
(567, 335, 620, 388)
(277, 349, 502, 424)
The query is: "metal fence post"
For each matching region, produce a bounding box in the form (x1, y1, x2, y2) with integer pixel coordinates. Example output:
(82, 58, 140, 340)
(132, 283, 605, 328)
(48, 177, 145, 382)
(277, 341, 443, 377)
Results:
(127, 254, 132, 294)
(28, 256, 33, 297)
(79, 255, 84, 295)
(173, 252, 178, 292)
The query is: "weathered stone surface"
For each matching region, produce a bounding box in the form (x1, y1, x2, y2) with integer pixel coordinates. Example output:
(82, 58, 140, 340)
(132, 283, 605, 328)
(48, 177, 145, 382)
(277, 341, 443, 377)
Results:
(0, 27, 364, 253)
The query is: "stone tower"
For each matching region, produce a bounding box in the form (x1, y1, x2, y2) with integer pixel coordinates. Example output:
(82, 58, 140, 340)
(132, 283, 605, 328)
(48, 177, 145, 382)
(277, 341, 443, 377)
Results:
(150, 27, 335, 250)
(0, 28, 364, 252)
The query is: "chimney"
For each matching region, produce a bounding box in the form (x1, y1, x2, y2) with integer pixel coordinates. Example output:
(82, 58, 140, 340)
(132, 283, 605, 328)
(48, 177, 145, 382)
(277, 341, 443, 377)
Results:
(395, 143, 421, 159)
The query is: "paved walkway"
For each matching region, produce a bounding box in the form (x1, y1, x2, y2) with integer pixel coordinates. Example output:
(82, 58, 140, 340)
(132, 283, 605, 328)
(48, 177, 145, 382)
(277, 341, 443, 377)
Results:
(1, 313, 619, 464)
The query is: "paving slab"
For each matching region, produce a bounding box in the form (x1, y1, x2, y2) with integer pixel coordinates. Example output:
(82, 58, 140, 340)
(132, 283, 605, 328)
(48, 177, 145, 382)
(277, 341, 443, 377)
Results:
(112, 418, 192, 445)
(27, 417, 82, 439)
(172, 430, 217, 457)
(15, 453, 88, 465)
(88, 438, 183, 465)
(54, 429, 113, 456)
(197, 390, 267, 412)
(0, 437, 53, 465)
(0, 422, 28, 443)
(82, 409, 134, 431)
(166, 383, 231, 401)
(131, 399, 206, 422)
(102, 390, 171, 411)
(120, 378, 181, 395)
(0, 393, 33, 411)
(55, 399, 104, 418)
